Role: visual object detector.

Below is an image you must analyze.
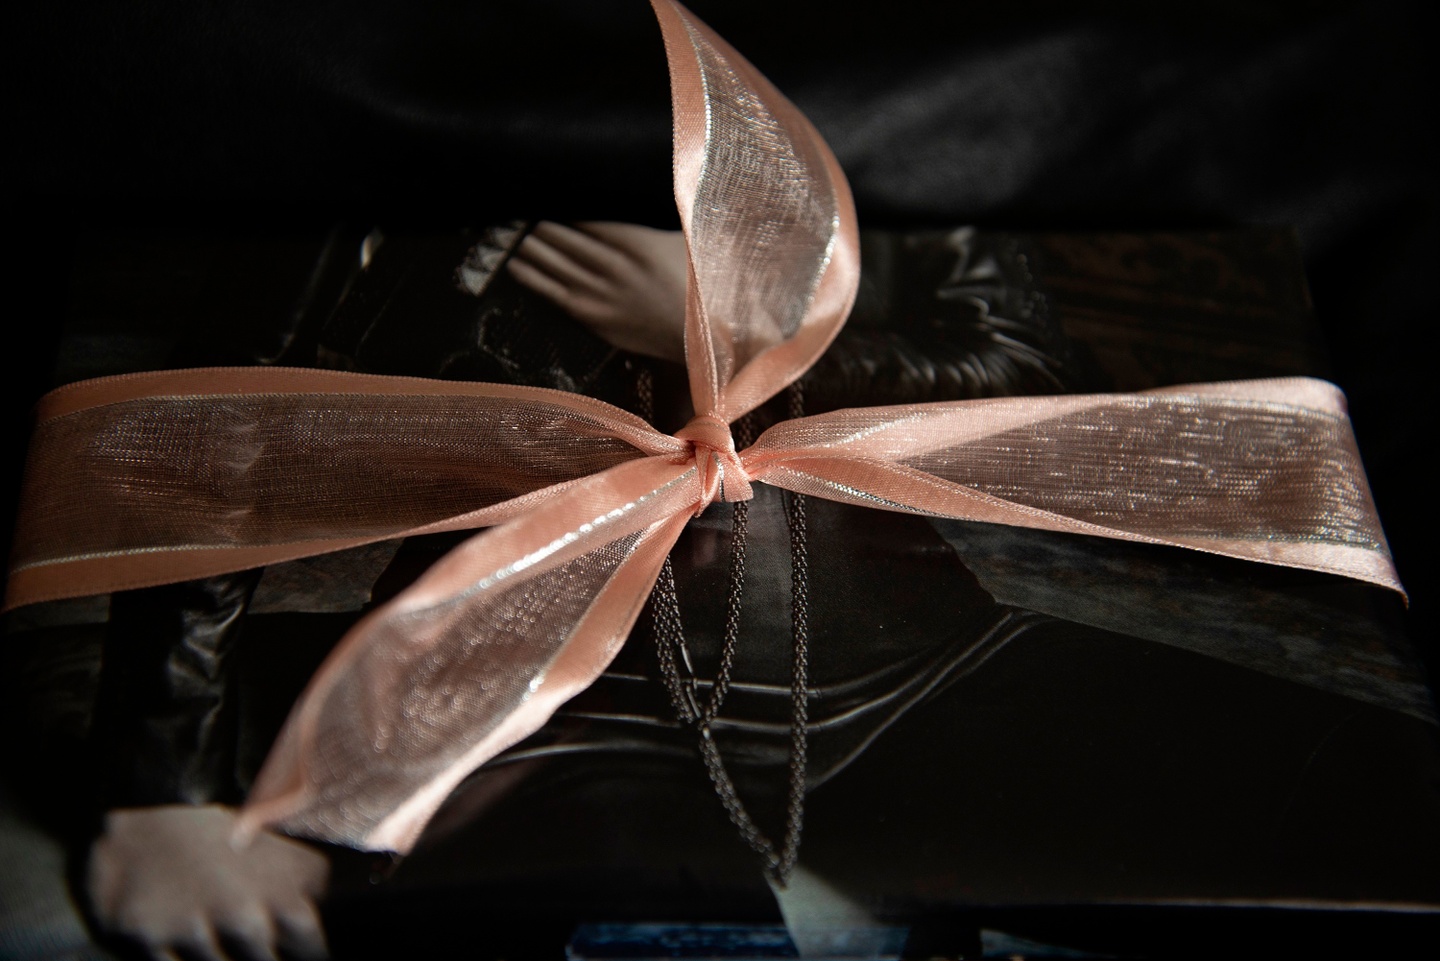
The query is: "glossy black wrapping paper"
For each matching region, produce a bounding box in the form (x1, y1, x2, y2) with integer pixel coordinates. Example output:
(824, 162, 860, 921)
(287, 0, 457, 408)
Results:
(3, 225, 1435, 958)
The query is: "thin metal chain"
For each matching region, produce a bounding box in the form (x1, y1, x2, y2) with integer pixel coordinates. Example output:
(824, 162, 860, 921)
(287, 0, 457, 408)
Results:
(778, 380, 811, 883)
(704, 413, 754, 724)
(637, 366, 811, 884)
(637, 365, 699, 724)
(650, 558, 697, 722)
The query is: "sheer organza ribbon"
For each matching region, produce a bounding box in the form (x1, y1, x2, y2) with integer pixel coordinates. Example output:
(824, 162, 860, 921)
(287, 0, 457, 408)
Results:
(4, 0, 1400, 853)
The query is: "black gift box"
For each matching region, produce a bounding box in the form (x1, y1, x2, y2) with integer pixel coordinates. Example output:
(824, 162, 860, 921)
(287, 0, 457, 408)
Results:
(2, 224, 1437, 959)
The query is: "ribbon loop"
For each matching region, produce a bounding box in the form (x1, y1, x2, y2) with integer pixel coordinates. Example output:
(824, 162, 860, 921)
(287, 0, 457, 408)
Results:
(675, 413, 753, 510)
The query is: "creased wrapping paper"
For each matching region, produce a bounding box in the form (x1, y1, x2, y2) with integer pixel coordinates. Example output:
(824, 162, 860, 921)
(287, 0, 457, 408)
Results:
(5, 0, 1399, 853)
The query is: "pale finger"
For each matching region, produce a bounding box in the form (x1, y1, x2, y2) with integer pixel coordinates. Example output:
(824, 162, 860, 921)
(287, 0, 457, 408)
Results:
(575, 222, 689, 280)
(216, 910, 281, 961)
(163, 920, 228, 961)
(274, 901, 330, 961)
(505, 255, 582, 313)
(511, 232, 612, 301)
(529, 221, 632, 277)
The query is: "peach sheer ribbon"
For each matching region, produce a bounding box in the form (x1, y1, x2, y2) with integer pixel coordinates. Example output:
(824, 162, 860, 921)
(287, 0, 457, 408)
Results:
(5, 0, 1400, 853)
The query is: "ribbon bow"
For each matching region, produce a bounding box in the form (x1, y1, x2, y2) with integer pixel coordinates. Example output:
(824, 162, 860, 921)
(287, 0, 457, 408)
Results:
(5, 0, 1400, 855)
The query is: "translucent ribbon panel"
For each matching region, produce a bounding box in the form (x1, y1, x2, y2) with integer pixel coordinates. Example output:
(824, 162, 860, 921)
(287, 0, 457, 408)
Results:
(745, 379, 1397, 592)
(8, 369, 680, 605)
(653, 0, 860, 421)
(243, 458, 697, 851)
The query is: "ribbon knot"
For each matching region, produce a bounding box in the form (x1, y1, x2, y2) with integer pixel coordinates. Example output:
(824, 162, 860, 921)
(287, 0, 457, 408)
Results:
(675, 413, 753, 511)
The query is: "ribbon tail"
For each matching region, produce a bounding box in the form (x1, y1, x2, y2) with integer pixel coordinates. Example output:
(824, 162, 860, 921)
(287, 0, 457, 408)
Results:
(746, 379, 1404, 596)
(239, 456, 698, 852)
(6, 368, 681, 610)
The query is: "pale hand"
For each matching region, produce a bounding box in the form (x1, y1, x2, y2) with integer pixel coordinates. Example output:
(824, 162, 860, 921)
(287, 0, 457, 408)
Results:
(507, 221, 689, 363)
(88, 805, 330, 961)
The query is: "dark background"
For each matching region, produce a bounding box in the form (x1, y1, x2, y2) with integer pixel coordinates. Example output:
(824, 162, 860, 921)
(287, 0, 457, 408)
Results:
(3, 0, 1434, 668)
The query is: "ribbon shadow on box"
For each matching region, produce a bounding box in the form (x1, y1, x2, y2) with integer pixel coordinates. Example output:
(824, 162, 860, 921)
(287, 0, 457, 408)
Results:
(6, 220, 1438, 959)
